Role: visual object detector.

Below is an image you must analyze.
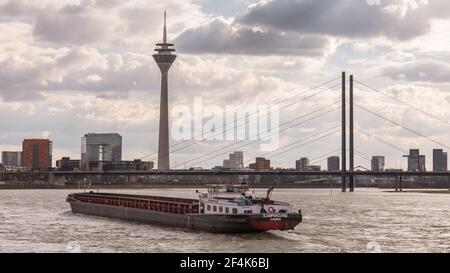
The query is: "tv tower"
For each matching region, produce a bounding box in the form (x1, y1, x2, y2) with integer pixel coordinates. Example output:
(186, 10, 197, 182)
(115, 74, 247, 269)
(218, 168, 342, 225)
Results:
(153, 11, 176, 171)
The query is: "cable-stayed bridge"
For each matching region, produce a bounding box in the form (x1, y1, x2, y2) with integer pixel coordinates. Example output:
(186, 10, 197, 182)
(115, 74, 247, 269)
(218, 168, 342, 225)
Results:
(3, 72, 450, 191)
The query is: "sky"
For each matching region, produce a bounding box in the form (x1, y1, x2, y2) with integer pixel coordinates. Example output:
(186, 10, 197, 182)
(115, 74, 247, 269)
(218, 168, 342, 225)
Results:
(1, 0, 450, 170)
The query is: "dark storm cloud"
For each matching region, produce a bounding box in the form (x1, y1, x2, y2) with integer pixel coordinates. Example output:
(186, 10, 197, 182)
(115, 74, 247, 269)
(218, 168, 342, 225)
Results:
(175, 0, 450, 56)
(237, 0, 450, 40)
(176, 19, 331, 56)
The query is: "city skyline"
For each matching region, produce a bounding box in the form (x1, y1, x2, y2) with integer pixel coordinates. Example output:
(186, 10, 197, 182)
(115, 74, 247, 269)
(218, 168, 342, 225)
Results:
(2, 132, 449, 172)
(1, 0, 450, 170)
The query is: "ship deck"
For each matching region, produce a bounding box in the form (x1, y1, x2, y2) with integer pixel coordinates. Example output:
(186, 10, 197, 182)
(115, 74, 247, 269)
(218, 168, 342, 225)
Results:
(69, 192, 199, 214)
(75, 192, 197, 204)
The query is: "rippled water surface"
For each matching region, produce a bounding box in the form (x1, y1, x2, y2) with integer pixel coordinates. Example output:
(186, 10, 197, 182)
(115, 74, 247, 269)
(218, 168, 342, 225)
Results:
(1, 188, 450, 253)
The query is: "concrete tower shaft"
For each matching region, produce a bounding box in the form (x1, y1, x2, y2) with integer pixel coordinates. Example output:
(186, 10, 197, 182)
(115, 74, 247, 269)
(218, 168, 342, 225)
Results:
(153, 11, 177, 171)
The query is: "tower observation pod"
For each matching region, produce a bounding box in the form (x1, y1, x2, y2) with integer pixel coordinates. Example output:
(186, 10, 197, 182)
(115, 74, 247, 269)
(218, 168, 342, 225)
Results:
(153, 11, 177, 171)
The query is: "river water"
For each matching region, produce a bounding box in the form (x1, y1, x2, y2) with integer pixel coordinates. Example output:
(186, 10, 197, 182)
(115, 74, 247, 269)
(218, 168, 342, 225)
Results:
(1, 188, 449, 253)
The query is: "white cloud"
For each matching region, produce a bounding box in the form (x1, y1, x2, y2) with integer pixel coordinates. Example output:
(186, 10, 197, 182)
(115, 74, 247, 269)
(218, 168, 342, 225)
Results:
(0, 0, 449, 169)
(379, 60, 450, 82)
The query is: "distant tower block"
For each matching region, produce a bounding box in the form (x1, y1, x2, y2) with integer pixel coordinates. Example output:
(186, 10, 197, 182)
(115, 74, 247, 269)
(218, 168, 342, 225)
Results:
(153, 11, 177, 171)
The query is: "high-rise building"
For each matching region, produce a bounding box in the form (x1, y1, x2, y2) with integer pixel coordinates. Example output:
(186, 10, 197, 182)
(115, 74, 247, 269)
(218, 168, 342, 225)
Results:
(223, 159, 230, 169)
(229, 151, 244, 170)
(249, 157, 271, 171)
(371, 156, 385, 172)
(296, 157, 310, 171)
(295, 157, 321, 171)
(56, 157, 81, 171)
(153, 12, 177, 171)
(81, 133, 122, 165)
(327, 156, 340, 172)
(22, 139, 52, 170)
(1, 151, 22, 167)
(433, 149, 448, 172)
(404, 149, 426, 172)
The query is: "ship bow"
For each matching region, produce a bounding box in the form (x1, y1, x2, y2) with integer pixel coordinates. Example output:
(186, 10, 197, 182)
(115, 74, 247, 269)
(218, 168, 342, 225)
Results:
(248, 213, 302, 231)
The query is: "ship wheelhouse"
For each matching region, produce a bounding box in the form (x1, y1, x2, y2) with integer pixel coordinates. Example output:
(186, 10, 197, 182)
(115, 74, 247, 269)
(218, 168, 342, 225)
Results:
(199, 184, 295, 215)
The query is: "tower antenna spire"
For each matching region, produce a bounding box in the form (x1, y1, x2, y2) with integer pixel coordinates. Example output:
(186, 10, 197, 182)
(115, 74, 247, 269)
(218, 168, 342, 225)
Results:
(153, 10, 176, 171)
(163, 11, 167, 44)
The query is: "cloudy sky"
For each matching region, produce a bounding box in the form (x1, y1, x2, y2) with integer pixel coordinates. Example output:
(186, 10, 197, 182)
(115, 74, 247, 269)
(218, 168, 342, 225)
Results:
(1, 0, 450, 170)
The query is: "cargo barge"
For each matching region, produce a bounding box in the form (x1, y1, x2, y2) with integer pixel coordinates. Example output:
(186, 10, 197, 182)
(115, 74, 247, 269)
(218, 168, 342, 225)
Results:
(66, 184, 302, 233)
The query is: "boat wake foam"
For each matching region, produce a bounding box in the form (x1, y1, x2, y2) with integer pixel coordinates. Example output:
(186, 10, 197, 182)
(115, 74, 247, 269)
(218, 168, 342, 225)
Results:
(266, 230, 303, 241)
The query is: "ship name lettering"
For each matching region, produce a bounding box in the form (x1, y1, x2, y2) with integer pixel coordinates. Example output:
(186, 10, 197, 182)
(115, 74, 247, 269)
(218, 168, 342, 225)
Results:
(263, 213, 288, 218)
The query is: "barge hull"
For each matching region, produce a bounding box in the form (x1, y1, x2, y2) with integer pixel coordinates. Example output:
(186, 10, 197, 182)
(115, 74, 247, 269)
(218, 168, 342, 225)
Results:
(68, 201, 301, 233)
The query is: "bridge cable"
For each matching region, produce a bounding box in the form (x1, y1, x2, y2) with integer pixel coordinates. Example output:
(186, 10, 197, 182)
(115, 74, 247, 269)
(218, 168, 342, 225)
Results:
(156, 82, 341, 162)
(177, 102, 341, 168)
(309, 148, 341, 165)
(137, 77, 340, 160)
(184, 112, 340, 168)
(155, 83, 341, 164)
(356, 128, 408, 154)
(262, 129, 341, 160)
(354, 80, 450, 126)
(243, 125, 341, 165)
(356, 103, 450, 149)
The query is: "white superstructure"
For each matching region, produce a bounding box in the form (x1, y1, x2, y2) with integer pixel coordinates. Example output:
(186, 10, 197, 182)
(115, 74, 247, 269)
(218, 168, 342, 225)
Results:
(198, 184, 295, 215)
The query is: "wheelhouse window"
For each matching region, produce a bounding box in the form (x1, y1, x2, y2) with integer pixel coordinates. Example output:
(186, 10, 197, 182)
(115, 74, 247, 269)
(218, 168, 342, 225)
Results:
(213, 206, 217, 212)
(219, 206, 223, 213)
(232, 208, 238, 214)
(225, 207, 230, 214)
(207, 205, 211, 211)
(244, 210, 252, 214)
